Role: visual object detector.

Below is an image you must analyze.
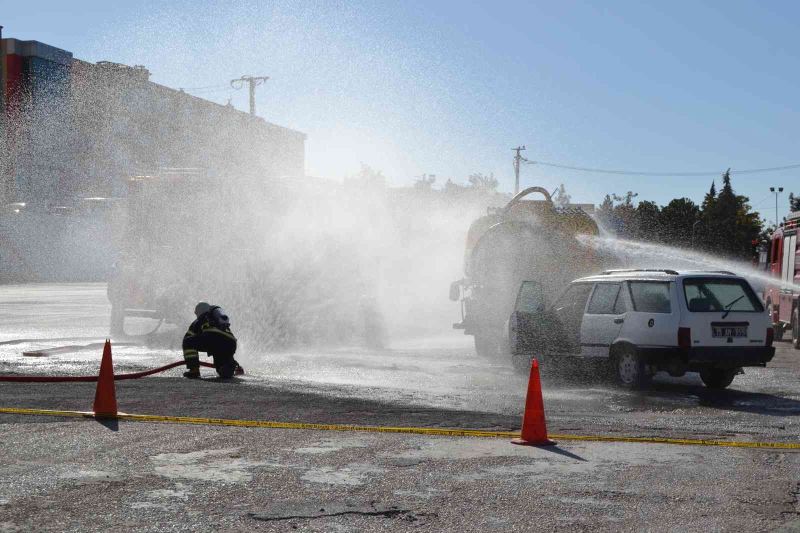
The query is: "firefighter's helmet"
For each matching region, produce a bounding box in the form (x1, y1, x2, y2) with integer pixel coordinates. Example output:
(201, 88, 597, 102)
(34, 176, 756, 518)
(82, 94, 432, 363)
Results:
(194, 301, 211, 317)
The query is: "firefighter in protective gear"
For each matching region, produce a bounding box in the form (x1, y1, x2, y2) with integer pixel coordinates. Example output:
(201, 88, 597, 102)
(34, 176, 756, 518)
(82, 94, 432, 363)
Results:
(183, 302, 244, 379)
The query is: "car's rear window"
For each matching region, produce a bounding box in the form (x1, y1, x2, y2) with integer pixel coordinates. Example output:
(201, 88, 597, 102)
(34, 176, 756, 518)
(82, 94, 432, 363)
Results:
(683, 277, 764, 313)
(628, 281, 672, 313)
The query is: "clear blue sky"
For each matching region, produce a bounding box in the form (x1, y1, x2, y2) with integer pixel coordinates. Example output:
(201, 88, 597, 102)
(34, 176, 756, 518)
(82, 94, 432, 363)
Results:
(3, 0, 798, 220)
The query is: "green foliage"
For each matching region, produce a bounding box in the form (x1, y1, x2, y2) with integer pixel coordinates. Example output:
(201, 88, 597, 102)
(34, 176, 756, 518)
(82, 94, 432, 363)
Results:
(599, 169, 762, 259)
(659, 198, 701, 247)
(790, 192, 800, 212)
(413, 173, 436, 191)
(698, 170, 762, 258)
(467, 172, 499, 191)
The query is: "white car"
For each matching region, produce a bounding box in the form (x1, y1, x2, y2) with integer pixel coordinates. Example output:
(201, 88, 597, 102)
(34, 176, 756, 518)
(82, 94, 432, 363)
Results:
(508, 269, 775, 389)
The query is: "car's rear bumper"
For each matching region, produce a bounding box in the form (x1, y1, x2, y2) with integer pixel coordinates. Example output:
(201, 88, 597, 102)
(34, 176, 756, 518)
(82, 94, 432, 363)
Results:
(638, 346, 775, 368)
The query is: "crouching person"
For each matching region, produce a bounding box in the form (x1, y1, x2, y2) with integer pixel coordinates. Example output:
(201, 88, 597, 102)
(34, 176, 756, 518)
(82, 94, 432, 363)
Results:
(183, 302, 244, 379)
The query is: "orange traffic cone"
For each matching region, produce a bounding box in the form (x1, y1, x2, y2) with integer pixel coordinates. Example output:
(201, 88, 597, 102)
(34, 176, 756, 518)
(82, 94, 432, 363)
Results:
(512, 358, 556, 446)
(92, 340, 118, 417)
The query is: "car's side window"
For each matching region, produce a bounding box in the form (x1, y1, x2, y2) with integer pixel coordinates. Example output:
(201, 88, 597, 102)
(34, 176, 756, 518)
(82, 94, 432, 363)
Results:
(613, 286, 628, 314)
(628, 281, 672, 313)
(553, 284, 593, 315)
(587, 283, 621, 315)
(553, 285, 579, 312)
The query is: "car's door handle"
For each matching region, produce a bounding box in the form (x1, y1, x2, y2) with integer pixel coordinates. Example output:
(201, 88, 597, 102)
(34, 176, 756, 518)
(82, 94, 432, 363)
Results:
(614, 318, 624, 324)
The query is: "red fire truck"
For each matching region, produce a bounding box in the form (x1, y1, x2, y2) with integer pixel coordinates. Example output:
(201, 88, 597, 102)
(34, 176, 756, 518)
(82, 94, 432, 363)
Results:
(761, 211, 800, 347)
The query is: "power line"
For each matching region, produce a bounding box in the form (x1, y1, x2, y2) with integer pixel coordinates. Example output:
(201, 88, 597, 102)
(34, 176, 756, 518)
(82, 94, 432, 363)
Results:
(230, 75, 269, 116)
(524, 160, 800, 177)
(178, 83, 230, 91)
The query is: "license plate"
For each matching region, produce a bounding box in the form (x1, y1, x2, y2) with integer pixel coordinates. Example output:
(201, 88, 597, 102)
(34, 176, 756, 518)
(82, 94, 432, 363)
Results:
(712, 326, 747, 338)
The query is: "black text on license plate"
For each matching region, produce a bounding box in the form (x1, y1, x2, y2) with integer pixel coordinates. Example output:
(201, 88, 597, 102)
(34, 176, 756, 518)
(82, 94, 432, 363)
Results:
(712, 326, 747, 338)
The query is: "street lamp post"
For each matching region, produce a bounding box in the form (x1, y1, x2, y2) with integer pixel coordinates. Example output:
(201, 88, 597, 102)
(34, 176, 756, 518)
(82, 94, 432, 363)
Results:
(770, 187, 784, 228)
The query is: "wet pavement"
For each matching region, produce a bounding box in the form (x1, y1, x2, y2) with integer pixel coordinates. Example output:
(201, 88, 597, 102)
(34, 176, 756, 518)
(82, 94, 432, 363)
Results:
(1, 283, 800, 531)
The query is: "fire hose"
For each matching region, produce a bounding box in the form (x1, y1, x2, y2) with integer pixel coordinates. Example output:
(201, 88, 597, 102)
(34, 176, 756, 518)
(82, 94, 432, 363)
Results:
(0, 360, 215, 383)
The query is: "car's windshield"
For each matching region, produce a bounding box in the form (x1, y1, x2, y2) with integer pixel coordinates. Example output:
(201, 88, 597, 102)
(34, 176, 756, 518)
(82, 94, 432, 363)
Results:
(628, 281, 672, 314)
(683, 278, 764, 313)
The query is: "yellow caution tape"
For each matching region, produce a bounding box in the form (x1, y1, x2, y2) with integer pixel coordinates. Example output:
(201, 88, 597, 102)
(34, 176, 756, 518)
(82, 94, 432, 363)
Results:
(1, 407, 798, 450)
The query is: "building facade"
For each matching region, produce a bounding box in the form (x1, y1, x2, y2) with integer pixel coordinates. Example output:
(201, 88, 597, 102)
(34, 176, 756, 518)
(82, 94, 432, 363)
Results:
(1, 34, 305, 208)
(0, 32, 306, 281)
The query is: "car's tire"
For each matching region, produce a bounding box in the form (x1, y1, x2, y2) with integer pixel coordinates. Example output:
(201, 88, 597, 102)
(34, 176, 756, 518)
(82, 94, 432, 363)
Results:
(792, 308, 800, 350)
(612, 347, 650, 389)
(699, 368, 737, 390)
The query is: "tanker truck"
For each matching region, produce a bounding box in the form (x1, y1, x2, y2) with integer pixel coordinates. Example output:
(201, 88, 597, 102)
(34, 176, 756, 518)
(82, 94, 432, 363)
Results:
(449, 186, 601, 358)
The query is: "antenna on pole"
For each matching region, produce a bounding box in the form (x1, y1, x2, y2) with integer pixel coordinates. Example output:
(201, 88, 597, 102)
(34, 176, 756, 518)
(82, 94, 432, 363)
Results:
(230, 75, 269, 117)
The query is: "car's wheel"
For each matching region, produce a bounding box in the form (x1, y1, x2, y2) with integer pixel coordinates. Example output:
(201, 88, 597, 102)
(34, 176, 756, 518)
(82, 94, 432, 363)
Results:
(792, 308, 800, 350)
(699, 368, 737, 390)
(612, 347, 649, 389)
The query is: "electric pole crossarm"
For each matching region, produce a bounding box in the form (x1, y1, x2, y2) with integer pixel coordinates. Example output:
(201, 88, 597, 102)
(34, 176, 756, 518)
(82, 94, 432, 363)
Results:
(230, 75, 270, 116)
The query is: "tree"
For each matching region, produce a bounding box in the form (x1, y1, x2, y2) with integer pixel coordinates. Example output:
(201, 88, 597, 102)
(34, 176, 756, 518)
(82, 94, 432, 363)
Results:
(413, 173, 436, 191)
(633, 200, 661, 241)
(595, 191, 639, 237)
(596, 194, 616, 231)
(659, 198, 701, 247)
(702, 180, 716, 213)
(346, 163, 386, 190)
(611, 191, 638, 237)
(699, 169, 762, 258)
(790, 192, 800, 213)
(552, 183, 571, 208)
(467, 172, 498, 191)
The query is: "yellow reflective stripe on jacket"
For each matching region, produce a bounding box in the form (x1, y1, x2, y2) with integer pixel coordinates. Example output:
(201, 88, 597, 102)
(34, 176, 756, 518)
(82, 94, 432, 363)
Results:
(201, 327, 237, 341)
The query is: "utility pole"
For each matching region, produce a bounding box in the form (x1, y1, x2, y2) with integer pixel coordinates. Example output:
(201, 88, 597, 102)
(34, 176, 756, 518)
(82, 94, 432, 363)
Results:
(0, 25, 5, 118)
(512, 145, 526, 195)
(0, 25, 6, 206)
(770, 186, 784, 228)
(230, 75, 269, 116)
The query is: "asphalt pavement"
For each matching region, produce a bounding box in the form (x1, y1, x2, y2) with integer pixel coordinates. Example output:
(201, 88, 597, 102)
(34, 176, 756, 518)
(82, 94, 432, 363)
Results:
(1, 283, 799, 531)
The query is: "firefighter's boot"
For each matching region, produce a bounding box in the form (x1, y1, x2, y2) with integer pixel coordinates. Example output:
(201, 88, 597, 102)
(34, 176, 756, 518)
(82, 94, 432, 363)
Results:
(183, 359, 201, 379)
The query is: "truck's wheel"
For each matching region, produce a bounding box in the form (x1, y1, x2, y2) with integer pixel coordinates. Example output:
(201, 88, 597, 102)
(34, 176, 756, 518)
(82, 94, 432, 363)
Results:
(612, 347, 649, 389)
(768, 303, 785, 341)
(110, 304, 125, 337)
(792, 308, 800, 350)
(699, 368, 736, 390)
(474, 334, 496, 358)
